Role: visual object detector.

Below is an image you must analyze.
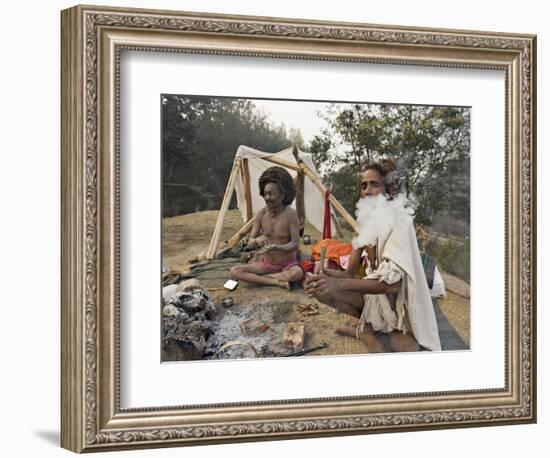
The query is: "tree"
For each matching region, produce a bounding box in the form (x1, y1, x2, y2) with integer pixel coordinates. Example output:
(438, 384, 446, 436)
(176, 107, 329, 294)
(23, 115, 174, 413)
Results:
(318, 104, 389, 170)
(310, 103, 470, 227)
(161, 95, 293, 216)
(288, 127, 306, 151)
(308, 132, 332, 173)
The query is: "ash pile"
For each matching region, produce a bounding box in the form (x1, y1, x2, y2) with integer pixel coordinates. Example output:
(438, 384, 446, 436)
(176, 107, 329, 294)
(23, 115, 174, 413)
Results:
(202, 301, 292, 360)
(162, 280, 216, 361)
(162, 278, 317, 361)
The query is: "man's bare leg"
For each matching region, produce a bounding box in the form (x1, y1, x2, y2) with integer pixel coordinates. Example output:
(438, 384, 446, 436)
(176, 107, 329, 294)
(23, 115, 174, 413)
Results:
(320, 290, 387, 353)
(338, 320, 419, 352)
(230, 264, 284, 288)
(265, 266, 303, 289)
(335, 320, 387, 353)
(388, 331, 420, 352)
(359, 324, 388, 353)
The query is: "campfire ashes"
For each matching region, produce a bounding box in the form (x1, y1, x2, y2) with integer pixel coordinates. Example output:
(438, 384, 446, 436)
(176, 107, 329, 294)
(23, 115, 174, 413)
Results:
(162, 286, 216, 361)
(162, 281, 301, 361)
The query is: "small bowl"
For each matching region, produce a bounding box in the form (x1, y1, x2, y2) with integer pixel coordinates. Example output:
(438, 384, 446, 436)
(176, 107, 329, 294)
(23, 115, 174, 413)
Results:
(221, 297, 234, 308)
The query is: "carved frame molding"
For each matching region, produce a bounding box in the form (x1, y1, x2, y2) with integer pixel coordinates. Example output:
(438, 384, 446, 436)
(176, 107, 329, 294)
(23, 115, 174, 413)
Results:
(61, 5, 536, 452)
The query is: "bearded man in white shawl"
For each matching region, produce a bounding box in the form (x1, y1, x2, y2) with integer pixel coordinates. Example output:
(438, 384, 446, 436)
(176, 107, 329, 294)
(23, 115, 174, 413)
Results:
(305, 160, 441, 352)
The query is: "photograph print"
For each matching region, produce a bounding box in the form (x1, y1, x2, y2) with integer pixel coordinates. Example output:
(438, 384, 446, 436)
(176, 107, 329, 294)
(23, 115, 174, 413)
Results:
(160, 94, 471, 362)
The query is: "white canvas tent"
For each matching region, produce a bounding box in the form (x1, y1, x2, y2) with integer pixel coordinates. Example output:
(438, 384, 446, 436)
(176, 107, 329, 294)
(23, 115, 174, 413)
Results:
(207, 145, 358, 259)
(430, 266, 447, 298)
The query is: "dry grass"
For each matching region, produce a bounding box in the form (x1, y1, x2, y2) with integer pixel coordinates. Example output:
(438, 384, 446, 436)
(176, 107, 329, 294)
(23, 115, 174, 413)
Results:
(438, 292, 470, 345)
(162, 209, 245, 273)
(441, 272, 470, 298)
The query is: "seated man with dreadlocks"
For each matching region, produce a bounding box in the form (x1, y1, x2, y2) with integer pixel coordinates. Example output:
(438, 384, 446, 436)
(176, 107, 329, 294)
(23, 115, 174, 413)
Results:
(230, 166, 303, 289)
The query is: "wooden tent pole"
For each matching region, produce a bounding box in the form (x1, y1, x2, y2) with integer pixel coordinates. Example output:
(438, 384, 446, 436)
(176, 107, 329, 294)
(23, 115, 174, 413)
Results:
(224, 217, 254, 249)
(259, 155, 301, 171)
(215, 217, 255, 259)
(294, 172, 305, 230)
(206, 159, 240, 259)
(291, 146, 306, 232)
(291, 144, 300, 161)
(242, 158, 253, 222)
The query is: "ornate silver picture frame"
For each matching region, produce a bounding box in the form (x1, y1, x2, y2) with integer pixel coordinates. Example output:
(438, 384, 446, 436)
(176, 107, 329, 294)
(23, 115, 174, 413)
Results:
(61, 4, 536, 453)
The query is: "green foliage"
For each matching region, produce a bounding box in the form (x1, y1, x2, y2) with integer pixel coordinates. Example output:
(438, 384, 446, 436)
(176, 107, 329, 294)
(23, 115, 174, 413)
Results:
(426, 238, 470, 283)
(325, 165, 361, 214)
(311, 104, 470, 226)
(162, 95, 292, 216)
(309, 133, 332, 171)
(288, 127, 306, 151)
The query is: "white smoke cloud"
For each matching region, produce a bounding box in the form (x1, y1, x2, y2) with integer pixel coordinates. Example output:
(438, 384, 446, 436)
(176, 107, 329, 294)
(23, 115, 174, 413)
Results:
(351, 194, 416, 249)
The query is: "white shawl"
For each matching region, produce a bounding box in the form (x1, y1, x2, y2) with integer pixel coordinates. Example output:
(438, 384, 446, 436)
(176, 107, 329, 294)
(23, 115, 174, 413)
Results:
(378, 219, 442, 351)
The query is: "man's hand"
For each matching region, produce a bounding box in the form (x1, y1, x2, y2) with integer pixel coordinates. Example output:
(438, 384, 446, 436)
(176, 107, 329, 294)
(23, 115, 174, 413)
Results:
(247, 235, 269, 250)
(305, 273, 340, 306)
(255, 235, 269, 248)
(262, 244, 279, 252)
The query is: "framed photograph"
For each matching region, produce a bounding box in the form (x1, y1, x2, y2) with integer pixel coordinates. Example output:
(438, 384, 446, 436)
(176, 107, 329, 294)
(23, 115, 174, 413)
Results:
(61, 4, 536, 453)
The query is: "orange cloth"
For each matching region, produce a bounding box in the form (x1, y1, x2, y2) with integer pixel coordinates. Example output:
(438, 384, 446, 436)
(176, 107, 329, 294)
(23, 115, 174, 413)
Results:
(311, 239, 353, 263)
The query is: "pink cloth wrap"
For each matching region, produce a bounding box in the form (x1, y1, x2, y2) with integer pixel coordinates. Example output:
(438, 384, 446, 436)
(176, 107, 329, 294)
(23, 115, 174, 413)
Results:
(257, 255, 300, 273)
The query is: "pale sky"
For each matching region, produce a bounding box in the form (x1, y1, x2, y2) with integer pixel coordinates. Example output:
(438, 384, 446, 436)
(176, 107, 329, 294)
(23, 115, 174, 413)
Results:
(251, 98, 331, 144)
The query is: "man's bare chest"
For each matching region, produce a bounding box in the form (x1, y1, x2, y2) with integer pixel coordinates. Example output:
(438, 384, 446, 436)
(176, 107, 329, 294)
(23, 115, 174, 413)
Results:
(261, 212, 289, 238)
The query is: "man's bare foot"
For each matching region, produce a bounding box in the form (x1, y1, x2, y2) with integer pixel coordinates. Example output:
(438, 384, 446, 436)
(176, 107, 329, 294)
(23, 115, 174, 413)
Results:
(335, 325, 357, 337)
(346, 317, 359, 326)
(336, 327, 388, 352)
(335, 317, 359, 337)
(336, 318, 358, 337)
(277, 280, 291, 290)
(336, 320, 387, 353)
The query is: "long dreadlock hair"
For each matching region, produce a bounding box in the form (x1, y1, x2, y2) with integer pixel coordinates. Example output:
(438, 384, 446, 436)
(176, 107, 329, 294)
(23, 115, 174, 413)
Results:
(258, 166, 296, 206)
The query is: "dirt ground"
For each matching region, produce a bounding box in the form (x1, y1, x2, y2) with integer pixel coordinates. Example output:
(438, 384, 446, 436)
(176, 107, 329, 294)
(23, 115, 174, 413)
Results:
(163, 209, 470, 357)
(438, 273, 471, 346)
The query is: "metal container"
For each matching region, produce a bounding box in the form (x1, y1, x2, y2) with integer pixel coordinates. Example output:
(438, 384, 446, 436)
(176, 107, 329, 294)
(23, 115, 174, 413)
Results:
(303, 234, 311, 245)
(221, 297, 234, 308)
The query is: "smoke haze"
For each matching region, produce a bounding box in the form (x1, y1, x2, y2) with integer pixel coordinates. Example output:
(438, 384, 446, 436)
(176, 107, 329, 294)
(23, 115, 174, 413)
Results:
(352, 194, 416, 249)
